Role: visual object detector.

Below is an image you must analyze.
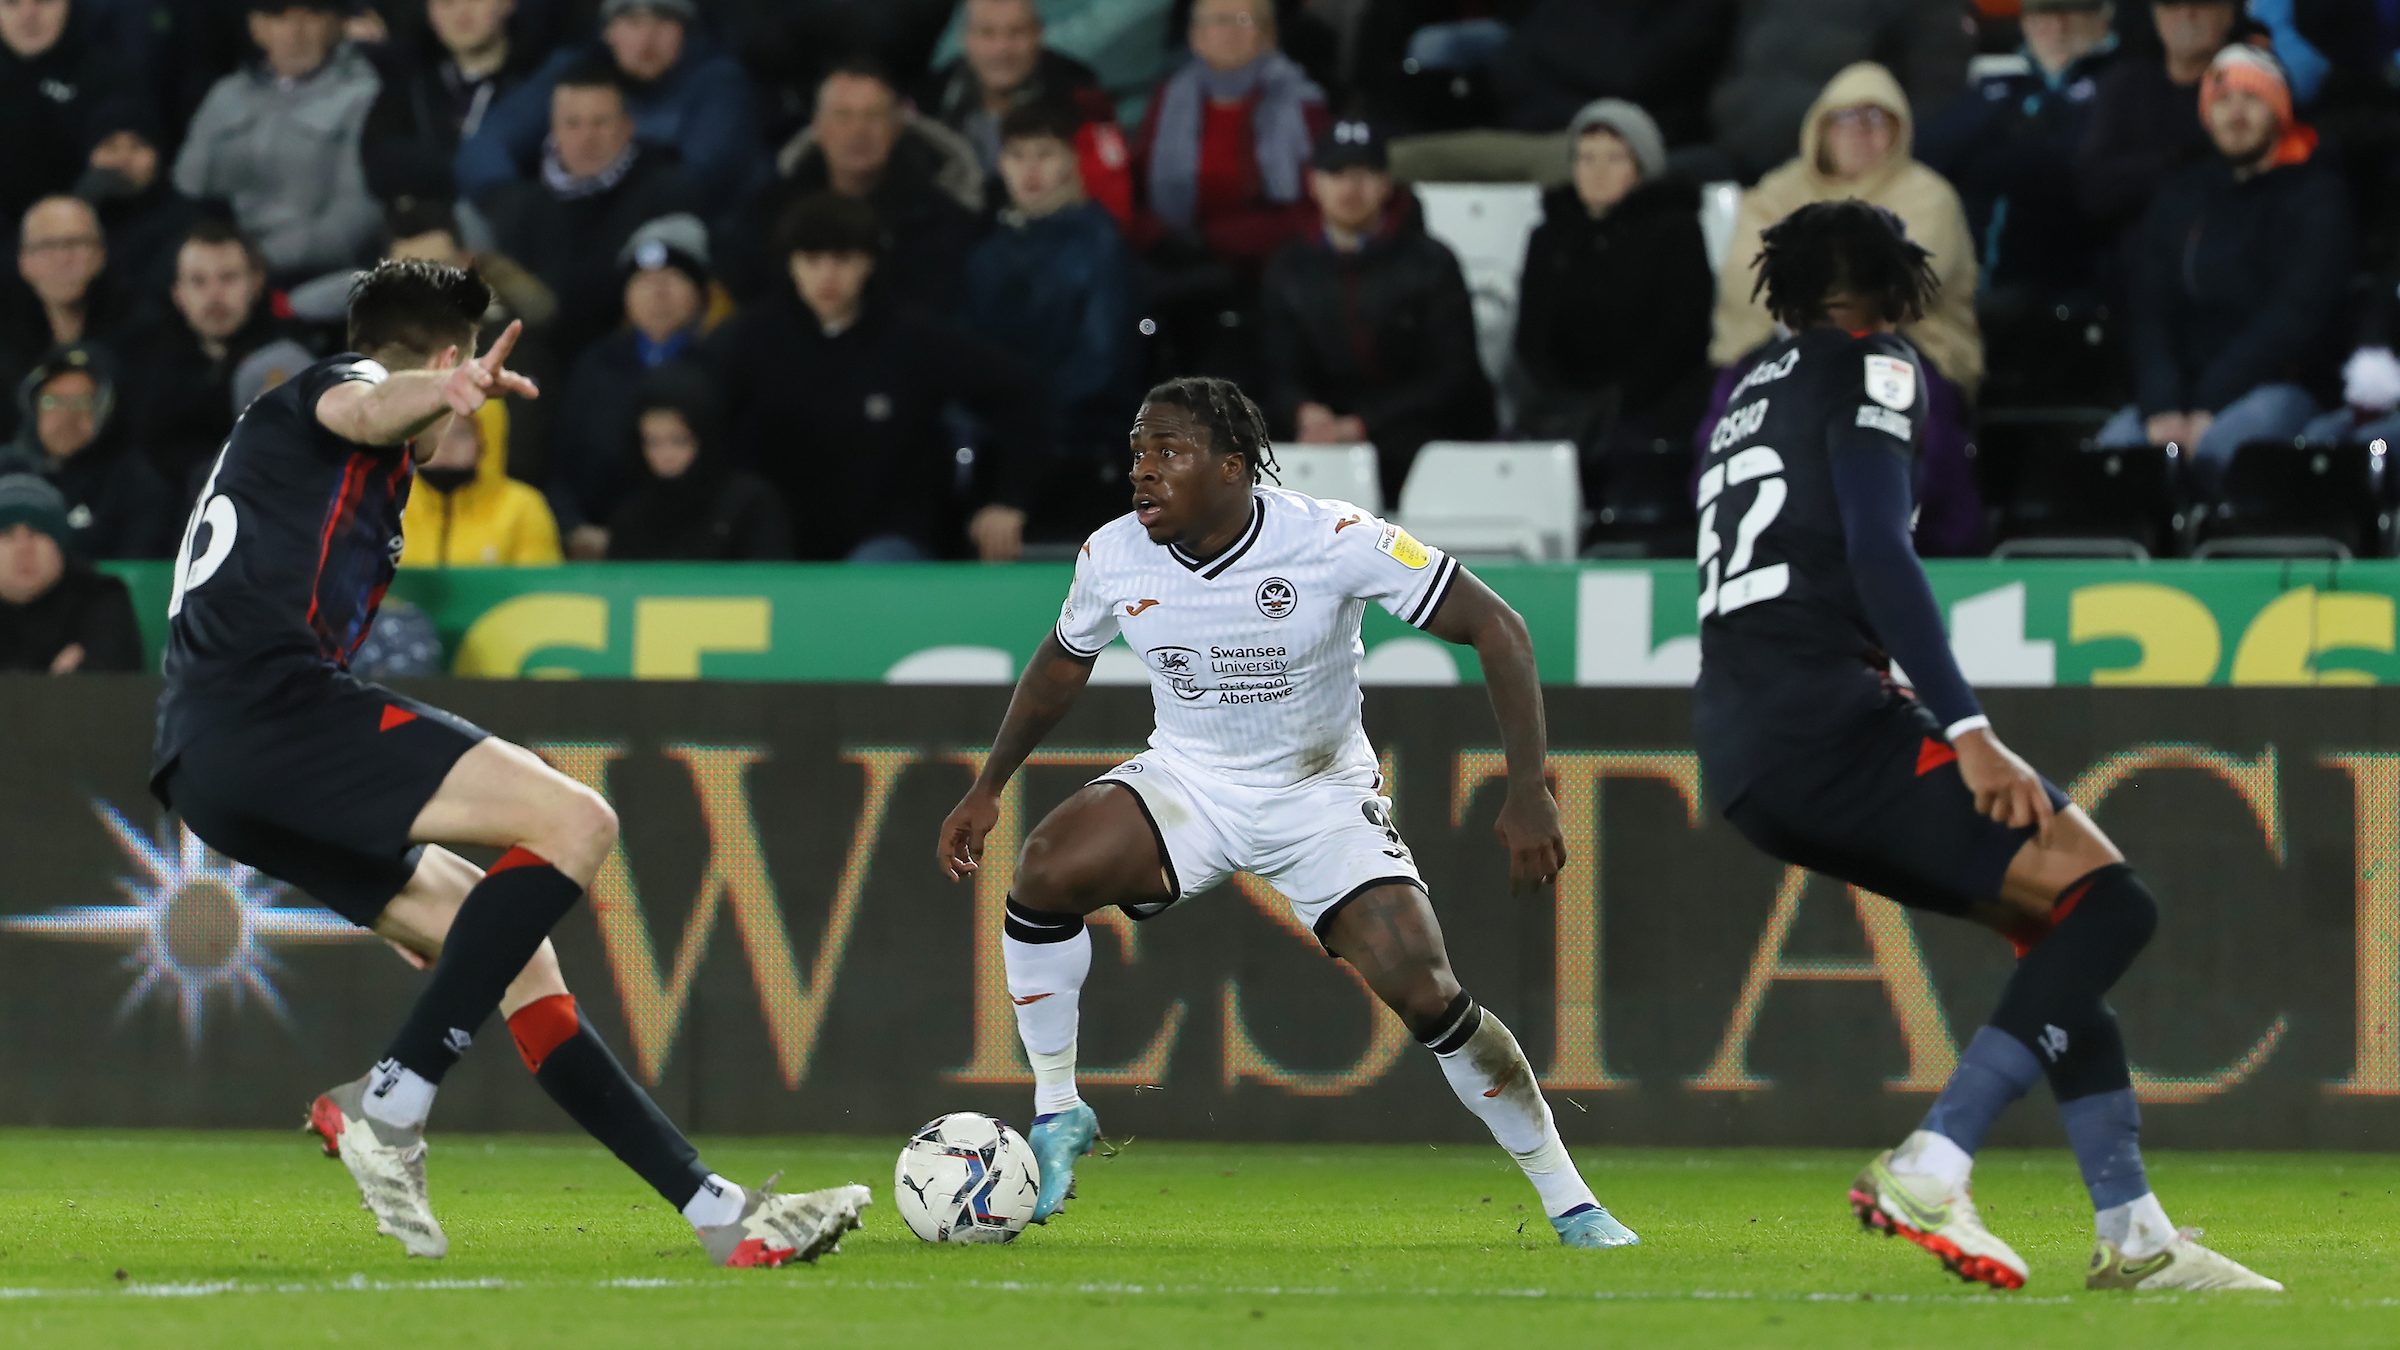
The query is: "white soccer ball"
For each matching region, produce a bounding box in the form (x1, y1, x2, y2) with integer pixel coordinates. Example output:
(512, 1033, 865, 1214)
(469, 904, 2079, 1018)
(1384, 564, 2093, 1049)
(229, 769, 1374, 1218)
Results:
(893, 1112, 1041, 1243)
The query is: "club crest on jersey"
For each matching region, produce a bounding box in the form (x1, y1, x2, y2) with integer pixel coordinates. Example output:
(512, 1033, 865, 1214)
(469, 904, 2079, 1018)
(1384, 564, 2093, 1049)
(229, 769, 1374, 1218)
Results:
(1255, 577, 1297, 619)
(1376, 524, 1430, 569)
(1864, 354, 1916, 410)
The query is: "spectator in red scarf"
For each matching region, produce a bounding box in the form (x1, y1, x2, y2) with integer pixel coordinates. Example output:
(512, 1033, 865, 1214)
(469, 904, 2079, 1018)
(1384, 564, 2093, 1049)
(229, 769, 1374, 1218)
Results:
(1131, 0, 1329, 268)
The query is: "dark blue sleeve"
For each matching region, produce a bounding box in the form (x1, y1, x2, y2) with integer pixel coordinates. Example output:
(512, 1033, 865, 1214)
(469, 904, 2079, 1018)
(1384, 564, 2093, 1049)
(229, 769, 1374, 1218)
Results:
(1826, 423, 1985, 732)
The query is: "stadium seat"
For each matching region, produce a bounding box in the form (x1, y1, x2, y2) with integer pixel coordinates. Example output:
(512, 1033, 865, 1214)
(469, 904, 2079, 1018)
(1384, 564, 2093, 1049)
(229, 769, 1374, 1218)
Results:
(1270, 442, 1384, 513)
(1582, 438, 1697, 559)
(1397, 440, 1581, 561)
(1413, 183, 1544, 396)
(1979, 410, 2178, 559)
(2192, 439, 2387, 559)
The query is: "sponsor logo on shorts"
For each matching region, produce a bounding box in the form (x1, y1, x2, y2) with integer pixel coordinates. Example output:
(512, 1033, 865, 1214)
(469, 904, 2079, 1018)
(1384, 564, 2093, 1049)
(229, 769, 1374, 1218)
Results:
(1255, 577, 1297, 619)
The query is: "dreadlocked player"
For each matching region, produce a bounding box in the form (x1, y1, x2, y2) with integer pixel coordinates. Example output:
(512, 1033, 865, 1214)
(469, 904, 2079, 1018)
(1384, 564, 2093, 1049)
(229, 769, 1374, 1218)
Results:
(1694, 200, 2279, 1292)
(935, 376, 1639, 1248)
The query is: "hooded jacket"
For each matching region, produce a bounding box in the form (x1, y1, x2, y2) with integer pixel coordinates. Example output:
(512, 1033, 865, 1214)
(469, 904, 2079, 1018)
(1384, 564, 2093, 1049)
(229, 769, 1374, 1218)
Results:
(398, 400, 563, 568)
(2127, 149, 2353, 416)
(1710, 62, 1983, 394)
(1916, 36, 2120, 294)
(8, 349, 170, 560)
(172, 44, 384, 279)
(602, 368, 792, 561)
(720, 114, 985, 309)
(1257, 193, 1496, 487)
(1707, 0, 1971, 182)
(960, 199, 1147, 461)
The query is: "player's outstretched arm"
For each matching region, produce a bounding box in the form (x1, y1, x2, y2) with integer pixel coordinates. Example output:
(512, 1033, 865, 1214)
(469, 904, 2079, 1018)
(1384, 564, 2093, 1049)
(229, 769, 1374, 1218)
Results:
(936, 631, 1099, 881)
(315, 319, 540, 449)
(1828, 425, 2053, 841)
(1423, 568, 1567, 894)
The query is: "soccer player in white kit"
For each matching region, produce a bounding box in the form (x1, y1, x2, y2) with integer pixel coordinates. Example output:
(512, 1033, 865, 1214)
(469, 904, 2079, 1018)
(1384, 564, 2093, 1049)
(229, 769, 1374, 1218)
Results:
(935, 377, 1638, 1248)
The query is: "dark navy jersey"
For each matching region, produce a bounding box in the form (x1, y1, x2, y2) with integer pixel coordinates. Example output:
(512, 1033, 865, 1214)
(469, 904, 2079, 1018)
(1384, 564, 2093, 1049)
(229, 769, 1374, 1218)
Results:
(153, 355, 414, 773)
(1692, 328, 1936, 806)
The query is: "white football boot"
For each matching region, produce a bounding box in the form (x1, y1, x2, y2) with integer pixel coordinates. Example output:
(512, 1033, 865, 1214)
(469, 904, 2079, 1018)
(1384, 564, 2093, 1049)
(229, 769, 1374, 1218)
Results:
(2087, 1231, 2284, 1292)
(307, 1076, 447, 1258)
(1849, 1149, 2028, 1290)
(698, 1175, 872, 1268)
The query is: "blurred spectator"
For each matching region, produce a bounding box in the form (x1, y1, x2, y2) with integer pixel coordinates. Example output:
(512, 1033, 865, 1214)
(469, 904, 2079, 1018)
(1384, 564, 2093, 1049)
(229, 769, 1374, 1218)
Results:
(916, 0, 1117, 191)
(2, 197, 125, 442)
(480, 60, 699, 362)
(120, 219, 278, 494)
(1355, 0, 1529, 134)
(398, 399, 562, 565)
(0, 0, 138, 225)
(2098, 45, 2351, 493)
(2302, 347, 2400, 447)
(228, 336, 317, 415)
(6, 343, 169, 559)
(1711, 62, 1984, 554)
(1919, 0, 2121, 297)
(734, 61, 982, 308)
(72, 102, 198, 306)
(361, 0, 541, 204)
(173, 0, 383, 281)
(1514, 100, 1713, 462)
(1707, 0, 1971, 183)
(711, 193, 1040, 562)
(713, 0, 966, 140)
(2076, 0, 2239, 233)
(455, 0, 763, 216)
(959, 101, 1146, 548)
(348, 598, 444, 678)
(1132, 0, 1329, 269)
(602, 365, 792, 560)
(0, 471, 141, 673)
(285, 197, 558, 335)
(1481, 0, 1733, 144)
(1258, 118, 1492, 496)
(549, 212, 717, 557)
(920, 0, 1183, 130)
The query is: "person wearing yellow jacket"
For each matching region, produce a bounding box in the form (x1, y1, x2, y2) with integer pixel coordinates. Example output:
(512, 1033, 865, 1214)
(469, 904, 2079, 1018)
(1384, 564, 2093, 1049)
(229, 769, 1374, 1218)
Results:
(398, 399, 563, 567)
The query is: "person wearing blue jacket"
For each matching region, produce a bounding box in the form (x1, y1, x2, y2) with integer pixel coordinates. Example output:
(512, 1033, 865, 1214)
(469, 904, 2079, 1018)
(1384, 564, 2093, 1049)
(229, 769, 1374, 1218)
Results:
(453, 0, 763, 217)
(959, 102, 1147, 553)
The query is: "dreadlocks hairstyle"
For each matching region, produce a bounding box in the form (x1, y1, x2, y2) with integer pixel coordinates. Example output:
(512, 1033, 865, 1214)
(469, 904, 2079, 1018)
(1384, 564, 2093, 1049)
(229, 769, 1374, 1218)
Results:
(347, 259, 491, 361)
(1750, 200, 1938, 333)
(1142, 376, 1281, 484)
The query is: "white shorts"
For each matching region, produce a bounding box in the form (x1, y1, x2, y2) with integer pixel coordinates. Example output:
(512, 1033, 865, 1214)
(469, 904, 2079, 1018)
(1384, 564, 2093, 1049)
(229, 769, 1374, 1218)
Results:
(1092, 748, 1424, 943)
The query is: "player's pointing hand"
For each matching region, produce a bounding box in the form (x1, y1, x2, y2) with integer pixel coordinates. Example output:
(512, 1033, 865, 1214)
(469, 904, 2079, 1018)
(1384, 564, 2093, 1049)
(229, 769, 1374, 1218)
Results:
(439, 319, 539, 417)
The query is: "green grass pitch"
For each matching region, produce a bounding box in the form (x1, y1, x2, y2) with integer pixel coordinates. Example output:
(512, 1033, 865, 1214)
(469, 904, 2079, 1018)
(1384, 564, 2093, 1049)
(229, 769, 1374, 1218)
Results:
(0, 1131, 2391, 1348)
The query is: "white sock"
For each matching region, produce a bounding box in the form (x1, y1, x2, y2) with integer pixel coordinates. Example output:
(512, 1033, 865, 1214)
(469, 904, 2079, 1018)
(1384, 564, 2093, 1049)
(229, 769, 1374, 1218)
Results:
(1004, 922, 1090, 1117)
(682, 1173, 744, 1230)
(361, 1059, 436, 1130)
(2098, 1191, 2176, 1259)
(1432, 1008, 1599, 1219)
(1888, 1129, 1974, 1193)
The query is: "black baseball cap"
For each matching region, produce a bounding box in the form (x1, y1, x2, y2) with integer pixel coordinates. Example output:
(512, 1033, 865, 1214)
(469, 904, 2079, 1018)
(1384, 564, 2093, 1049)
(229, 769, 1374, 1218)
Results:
(1312, 118, 1388, 173)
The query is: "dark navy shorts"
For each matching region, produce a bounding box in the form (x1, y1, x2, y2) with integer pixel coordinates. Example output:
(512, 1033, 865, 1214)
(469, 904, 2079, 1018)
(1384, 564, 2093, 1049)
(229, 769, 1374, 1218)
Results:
(157, 674, 489, 927)
(1724, 698, 2068, 918)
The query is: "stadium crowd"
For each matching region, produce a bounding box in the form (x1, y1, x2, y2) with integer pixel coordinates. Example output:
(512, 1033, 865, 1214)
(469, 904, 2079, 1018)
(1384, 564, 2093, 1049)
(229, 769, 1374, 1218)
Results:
(0, 0, 2391, 607)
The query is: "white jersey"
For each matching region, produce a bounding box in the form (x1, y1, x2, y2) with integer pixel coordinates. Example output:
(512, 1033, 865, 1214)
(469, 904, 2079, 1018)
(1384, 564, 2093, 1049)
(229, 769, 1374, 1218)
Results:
(1056, 487, 1461, 788)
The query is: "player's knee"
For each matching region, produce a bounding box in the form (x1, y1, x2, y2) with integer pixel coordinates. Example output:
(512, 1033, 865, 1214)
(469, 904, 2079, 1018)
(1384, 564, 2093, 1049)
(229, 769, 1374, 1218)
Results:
(1393, 969, 1465, 1040)
(544, 786, 618, 875)
(1010, 836, 1091, 913)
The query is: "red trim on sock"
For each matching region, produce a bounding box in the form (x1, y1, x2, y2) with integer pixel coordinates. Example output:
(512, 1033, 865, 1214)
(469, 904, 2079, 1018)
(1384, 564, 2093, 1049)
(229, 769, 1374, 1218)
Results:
(508, 993, 579, 1072)
(488, 845, 552, 877)
(2005, 877, 2098, 959)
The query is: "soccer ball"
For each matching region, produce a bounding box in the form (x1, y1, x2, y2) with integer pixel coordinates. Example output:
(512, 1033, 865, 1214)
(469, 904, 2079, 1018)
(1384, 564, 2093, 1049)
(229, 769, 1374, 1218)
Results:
(893, 1112, 1041, 1243)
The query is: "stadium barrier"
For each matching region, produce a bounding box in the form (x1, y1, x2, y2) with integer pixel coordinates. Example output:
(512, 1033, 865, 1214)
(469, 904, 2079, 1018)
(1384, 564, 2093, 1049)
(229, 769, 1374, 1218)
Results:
(97, 557, 2400, 686)
(5, 678, 2398, 1150)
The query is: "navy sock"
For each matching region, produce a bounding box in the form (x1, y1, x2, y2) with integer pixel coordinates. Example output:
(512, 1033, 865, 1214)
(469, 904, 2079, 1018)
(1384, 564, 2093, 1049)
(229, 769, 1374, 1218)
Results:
(2060, 1085, 2150, 1209)
(513, 995, 709, 1210)
(1920, 1025, 2044, 1153)
(382, 847, 583, 1082)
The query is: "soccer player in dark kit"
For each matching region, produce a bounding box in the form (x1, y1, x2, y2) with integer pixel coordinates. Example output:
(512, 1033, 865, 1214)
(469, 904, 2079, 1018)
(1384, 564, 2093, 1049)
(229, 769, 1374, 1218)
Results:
(1694, 201, 2279, 1293)
(151, 260, 869, 1265)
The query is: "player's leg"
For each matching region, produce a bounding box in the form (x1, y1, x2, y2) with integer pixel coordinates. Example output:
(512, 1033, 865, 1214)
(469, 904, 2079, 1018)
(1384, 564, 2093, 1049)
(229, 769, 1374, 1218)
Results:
(1321, 884, 1636, 1249)
(367, 846, 868, 1267)
(1006, 780, 1180, 1219)
(357, 737, 617, 1136)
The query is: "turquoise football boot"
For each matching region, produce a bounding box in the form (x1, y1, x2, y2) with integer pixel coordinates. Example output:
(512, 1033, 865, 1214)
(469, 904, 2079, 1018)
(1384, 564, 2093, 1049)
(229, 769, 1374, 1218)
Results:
(1027, 1104, 1099, 1223)
(1551, 1204, 1641, 1248)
